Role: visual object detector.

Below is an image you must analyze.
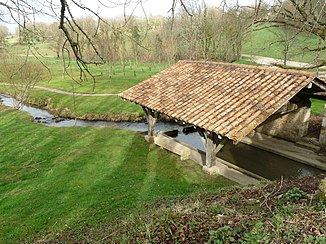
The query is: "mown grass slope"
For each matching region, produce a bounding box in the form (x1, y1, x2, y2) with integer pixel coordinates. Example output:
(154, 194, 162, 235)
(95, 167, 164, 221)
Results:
(0, 105, 232, 242)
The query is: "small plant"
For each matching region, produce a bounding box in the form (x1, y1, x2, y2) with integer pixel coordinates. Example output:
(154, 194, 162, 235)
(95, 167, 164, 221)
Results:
(243, 221, 271, 243)
(209, 204, 224, 215)
(209, 225, 235, 243)
(284, 188, 307, 201)
(319, 177, 326, 202)
(304, 235, 326, 244)
(230, 194, 240, 204)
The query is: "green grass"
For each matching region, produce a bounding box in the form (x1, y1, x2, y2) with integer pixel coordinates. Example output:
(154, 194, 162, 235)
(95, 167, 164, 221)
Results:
(4, 42, 57, 57)
(27, 89, 143, 120)
(243, 26, 326, 64)
(2, 42, 168, 94)
(311, 99, 325, 115)
(37, 60, 167, 94)
(0, 86, 143, 120)
(0, 105, 233, 242)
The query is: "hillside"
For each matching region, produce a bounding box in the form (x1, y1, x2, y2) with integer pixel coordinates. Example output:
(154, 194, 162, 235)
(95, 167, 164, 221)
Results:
(243, 26, 326, 65)
(33, 175, 326, 242)
(0, 105, 232, 242)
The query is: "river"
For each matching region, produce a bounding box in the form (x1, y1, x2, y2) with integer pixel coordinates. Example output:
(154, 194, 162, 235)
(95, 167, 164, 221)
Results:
(0, 94, 324, 180)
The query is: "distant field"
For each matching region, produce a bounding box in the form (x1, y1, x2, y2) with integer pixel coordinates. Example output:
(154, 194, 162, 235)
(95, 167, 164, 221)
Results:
(0, 41, 325, 117)
(2, 42, 168, 94)
(243, 26, 326, 64)
(37, 61, 167, 94)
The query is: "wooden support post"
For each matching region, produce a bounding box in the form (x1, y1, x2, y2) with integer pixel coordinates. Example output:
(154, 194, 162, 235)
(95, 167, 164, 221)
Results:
(142, 106, 159, 143)
(197, 127, 227, 167)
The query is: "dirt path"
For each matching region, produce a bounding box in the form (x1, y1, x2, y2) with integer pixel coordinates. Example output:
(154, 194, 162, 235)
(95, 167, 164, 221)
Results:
(242, 54, 326, 77)
(0, 83, 120, 97)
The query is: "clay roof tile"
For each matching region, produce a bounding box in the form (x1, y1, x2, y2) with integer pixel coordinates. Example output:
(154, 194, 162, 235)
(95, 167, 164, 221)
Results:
(120, 60, 315, 142)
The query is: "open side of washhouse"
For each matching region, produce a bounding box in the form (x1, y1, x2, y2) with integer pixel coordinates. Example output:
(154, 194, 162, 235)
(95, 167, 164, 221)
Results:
(120, 60, 326, 168)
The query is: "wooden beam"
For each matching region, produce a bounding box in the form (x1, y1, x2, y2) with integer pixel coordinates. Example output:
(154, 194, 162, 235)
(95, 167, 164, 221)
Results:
(197, 127, 207, 148)
(216, 138, 227, 154)
(142, 106, 160, 143)
(197, 128, 227, 167)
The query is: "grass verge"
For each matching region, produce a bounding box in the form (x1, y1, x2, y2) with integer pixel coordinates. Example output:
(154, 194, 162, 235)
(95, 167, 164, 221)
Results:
(0, 86, 144, 121)
(0, 105, 233, 242)
(62, 175, 325, 243)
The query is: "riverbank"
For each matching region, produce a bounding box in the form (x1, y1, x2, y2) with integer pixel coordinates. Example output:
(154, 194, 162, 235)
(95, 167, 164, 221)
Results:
(0, 86, 144, 121)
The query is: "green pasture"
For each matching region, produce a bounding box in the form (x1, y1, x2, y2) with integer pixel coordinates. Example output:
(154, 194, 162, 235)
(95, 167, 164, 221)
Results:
(2, 42, 167, 94)
(243, 26, 326, 64)
(37, 61, 166, 94)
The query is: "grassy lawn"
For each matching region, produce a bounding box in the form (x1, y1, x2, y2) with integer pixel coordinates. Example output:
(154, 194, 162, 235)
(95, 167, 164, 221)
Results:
(0, 105, 233, 242)
(0, 86, 143, 120)
(26, 89, 143, 120)
(311, 98, 325, 115)
(243, 26, 326, 64)
(37, 60, 167, 94)
(2, 42, 168, 94)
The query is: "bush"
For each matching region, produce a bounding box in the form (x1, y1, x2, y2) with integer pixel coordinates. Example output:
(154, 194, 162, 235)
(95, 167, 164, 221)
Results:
(284, 188, 307, 202)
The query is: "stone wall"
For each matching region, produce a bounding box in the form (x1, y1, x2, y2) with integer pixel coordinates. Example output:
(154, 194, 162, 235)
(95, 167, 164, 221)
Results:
(256, 96, 311, 142)
(319, 103, 326, 150)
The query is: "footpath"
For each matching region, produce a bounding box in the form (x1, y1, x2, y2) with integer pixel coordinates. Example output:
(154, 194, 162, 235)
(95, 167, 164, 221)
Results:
(0, 83, 119, 97)
(242, 54, 326, 77)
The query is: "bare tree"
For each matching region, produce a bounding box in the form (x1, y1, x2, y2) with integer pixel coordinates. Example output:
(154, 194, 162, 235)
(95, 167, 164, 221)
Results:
(0, 24, 9, 43)
(268, 24, 301, 66)
(46, 22, 65, 59)
(0, 53, 46, 109)
(254, 0, 326, 68)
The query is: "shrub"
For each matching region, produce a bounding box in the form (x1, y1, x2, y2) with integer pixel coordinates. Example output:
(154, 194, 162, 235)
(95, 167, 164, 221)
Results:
(284, 188, 307, 202)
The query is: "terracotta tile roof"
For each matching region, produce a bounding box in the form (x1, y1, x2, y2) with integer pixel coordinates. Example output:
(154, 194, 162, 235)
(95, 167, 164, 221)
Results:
(120, 60, 315, 142)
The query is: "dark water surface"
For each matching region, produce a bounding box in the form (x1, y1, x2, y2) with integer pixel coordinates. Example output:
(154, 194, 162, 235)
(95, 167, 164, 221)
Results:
(1, 94, 324, 180)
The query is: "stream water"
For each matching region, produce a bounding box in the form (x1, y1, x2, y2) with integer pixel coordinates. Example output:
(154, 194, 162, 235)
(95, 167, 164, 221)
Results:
(0, 94, 324, 180)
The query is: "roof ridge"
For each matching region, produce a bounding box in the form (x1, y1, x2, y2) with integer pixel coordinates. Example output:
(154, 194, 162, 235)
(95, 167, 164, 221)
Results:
(177, 60, 314, 77)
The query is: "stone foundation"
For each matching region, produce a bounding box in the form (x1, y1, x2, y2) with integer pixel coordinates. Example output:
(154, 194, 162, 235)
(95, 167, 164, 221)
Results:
(319, 104, 326, 150)
(256, 97, 311, 142)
